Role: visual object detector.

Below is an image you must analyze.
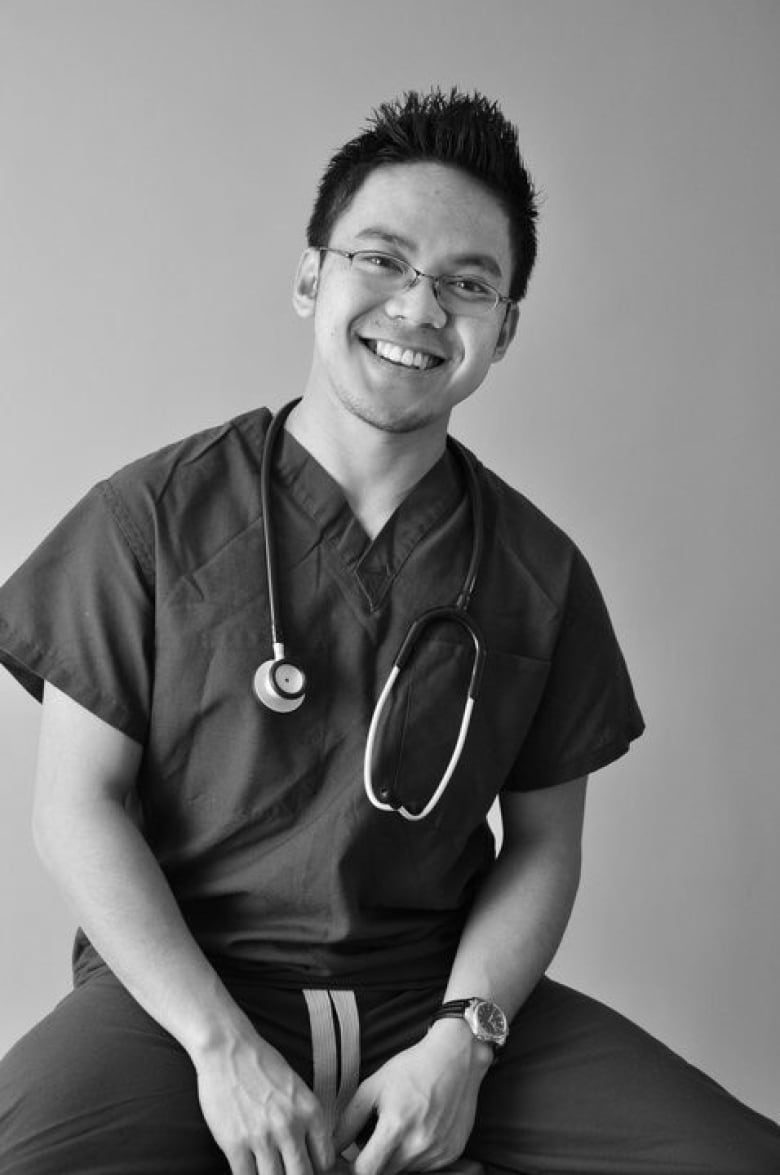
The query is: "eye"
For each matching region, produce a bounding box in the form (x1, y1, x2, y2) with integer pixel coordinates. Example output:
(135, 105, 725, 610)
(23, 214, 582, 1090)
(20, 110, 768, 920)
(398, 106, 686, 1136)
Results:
(446, 276, 495, 301)
(353, 251, 408, 277)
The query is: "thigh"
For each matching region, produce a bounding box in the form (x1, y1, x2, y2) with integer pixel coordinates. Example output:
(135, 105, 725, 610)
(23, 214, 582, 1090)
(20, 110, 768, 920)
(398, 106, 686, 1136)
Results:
(468, 978, 780, 1175)
(0, 970, 225, 1175)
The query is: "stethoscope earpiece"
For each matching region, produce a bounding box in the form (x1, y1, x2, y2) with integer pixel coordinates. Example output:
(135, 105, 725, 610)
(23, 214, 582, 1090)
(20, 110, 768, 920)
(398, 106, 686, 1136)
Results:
(253, 657, 306, 713)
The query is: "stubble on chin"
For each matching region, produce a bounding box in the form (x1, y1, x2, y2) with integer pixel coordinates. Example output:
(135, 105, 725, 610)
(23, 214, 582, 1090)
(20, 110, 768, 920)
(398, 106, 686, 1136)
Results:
(331, 371, 448, 437)
(333, 386, 434, 436)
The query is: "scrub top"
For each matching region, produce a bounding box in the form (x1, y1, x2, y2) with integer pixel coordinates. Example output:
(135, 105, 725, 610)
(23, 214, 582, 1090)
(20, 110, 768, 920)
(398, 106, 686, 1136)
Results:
(0, 407, 644, 989)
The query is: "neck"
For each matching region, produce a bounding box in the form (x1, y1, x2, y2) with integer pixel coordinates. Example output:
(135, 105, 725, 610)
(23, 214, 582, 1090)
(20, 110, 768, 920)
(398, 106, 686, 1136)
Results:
(284, 394, 448, 540)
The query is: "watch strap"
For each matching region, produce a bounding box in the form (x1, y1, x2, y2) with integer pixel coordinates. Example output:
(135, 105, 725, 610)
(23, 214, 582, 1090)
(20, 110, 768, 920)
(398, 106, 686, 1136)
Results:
(430, 999, 471, 1022)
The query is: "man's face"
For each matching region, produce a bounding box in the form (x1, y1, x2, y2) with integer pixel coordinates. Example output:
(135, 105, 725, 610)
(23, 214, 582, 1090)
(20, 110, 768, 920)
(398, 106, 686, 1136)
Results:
(294, 161, 518, 437)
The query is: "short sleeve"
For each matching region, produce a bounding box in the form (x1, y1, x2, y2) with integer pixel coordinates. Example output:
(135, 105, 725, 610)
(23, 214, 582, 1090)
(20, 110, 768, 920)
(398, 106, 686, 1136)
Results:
(0, 480, 154, 742)
(505, 547, 645, 790)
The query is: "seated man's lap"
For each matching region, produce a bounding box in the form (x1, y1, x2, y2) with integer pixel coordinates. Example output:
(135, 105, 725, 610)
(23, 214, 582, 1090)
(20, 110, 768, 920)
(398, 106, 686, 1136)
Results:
(1, 971, 779, 1175)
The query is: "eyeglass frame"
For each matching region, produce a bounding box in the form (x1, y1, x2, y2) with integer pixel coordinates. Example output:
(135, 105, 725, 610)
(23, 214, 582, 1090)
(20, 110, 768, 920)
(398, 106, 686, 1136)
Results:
(315, 246, 516, 318)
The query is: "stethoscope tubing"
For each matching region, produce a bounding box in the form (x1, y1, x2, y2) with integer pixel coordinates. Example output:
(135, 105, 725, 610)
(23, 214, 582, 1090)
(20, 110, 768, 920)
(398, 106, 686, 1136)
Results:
(261, 400, 300, 652)
(363, 606, 486, 820)
(257, 399, 486, 819)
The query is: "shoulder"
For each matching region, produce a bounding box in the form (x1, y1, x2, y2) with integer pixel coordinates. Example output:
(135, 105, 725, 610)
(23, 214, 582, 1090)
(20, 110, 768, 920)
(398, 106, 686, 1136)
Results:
(106, 406, 271, 508)
(470, 451, 586, 607)
(99, 407, 272, 573)
(462, 447, 620, 666)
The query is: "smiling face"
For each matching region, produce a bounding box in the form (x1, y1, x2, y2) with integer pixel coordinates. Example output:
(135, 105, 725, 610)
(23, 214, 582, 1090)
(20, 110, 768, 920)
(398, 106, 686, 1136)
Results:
(293, 162, 519, 439)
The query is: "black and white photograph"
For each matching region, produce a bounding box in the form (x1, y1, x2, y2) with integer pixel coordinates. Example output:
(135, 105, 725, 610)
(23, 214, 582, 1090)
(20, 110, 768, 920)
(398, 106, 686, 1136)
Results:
(0, 3, 778, 1172)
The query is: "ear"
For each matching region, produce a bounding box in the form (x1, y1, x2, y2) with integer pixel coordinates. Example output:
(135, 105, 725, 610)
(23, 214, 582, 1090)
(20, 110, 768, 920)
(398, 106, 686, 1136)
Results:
(292, 248, 321, 319)
(491, 302, 520, 364)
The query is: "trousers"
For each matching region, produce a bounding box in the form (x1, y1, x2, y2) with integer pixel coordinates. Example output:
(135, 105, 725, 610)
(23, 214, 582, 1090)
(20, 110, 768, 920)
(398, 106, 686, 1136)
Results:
(0, 960, 778, 1175)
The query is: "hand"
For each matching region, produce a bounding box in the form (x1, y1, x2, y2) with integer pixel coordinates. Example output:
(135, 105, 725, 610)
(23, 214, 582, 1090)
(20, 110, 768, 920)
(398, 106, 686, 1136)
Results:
(194, 1028, 335, 1175)
(335, 1020, 491, 1175)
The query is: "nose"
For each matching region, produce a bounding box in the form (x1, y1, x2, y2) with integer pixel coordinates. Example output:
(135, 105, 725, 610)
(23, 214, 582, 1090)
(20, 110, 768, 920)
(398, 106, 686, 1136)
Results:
(384, 273, 448, 329)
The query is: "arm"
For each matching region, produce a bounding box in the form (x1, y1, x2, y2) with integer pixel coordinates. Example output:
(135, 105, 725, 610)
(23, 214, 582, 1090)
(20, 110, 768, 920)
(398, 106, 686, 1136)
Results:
(337, 775, 587, 1175)
(32, 683, 335, 1175)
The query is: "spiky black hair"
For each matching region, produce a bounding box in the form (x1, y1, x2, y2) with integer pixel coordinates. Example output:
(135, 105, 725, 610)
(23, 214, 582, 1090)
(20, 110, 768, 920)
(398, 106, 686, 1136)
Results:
(307, 88, 539, 302)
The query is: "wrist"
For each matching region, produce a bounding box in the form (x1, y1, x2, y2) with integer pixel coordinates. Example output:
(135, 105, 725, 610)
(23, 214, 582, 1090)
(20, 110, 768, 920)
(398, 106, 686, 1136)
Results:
(430, 995, 509, 1056)
(180, 987, 257, 1066)
(426, 1015, 495, 1072)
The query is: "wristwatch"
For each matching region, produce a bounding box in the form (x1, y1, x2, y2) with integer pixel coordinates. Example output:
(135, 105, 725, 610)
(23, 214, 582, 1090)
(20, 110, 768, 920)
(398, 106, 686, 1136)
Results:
(430, 997, 509, 1052)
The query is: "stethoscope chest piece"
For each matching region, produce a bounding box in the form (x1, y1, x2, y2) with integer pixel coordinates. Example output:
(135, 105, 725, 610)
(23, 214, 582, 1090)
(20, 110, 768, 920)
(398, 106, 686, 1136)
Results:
(253, 655, 307, 713)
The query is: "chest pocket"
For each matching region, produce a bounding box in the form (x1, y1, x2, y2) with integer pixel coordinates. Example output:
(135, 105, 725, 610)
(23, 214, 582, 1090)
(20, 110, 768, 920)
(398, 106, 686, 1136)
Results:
(371, 632, 550, 832)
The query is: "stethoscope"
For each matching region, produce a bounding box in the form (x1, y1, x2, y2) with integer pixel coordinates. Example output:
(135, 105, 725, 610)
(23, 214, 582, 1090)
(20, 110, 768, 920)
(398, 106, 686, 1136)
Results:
(253, 399, 487, 821)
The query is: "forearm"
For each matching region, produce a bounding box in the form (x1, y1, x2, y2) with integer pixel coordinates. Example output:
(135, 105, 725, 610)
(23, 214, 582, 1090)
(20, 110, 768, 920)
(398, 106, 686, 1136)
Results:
(442, 827, 581, 1018)
(34, 795, 249, 1059)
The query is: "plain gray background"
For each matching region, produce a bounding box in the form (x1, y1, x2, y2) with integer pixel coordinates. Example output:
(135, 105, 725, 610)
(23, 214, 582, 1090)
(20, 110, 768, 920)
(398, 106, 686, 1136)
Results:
(1, 0, 778, 1121)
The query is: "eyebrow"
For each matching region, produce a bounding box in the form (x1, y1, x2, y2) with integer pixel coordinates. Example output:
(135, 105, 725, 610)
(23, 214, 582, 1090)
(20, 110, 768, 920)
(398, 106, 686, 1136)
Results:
(353, 227, 504, 280)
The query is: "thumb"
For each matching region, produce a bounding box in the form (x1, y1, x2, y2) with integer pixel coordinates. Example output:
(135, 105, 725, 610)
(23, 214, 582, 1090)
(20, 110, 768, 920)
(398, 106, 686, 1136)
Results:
(334, 1079, 377, 1154)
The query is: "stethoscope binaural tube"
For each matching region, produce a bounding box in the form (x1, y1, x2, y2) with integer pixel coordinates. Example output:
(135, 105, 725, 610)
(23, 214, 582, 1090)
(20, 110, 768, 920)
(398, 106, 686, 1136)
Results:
(254, 399, 487, 819)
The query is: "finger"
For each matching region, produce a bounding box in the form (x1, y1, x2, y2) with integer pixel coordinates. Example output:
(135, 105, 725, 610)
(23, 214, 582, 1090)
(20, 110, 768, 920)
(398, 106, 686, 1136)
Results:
(352, 1119, 402, 1175)
(225, 1146, 279, 1175)
(225, 1153, 256, 1175)
(309, 1138, 336, 1173)
(306, 1131, 336, 1175)
(249, 1144, 284, 1175)
(280, 1138, 315, 1175)
(334, 1081, 376, 1152)
(305, 1113, 336, 1172)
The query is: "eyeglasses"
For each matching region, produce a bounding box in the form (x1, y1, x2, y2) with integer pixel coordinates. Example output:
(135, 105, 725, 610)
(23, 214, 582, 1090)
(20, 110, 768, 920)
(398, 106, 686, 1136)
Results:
(317, 247, 515, 318)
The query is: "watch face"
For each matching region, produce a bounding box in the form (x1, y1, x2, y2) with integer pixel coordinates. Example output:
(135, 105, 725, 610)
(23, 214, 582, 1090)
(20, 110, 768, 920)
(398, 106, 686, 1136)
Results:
(474, 1000, 508, 1042)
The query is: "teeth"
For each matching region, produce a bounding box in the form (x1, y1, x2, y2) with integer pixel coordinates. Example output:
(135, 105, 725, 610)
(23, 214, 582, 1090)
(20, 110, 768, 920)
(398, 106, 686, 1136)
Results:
(370, 339, 440, 370)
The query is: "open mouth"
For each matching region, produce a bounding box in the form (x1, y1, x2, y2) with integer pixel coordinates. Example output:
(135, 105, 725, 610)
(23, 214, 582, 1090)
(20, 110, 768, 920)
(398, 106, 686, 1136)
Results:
(362, 338, 444, 371)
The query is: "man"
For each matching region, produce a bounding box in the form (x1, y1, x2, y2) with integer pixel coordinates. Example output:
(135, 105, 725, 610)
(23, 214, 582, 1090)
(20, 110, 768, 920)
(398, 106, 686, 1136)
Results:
(0, 88, 777, 1175)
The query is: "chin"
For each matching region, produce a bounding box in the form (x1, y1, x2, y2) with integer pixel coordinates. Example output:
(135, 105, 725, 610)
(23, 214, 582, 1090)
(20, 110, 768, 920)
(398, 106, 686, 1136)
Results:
(352, 400, 437, 435)
(336, 387, 442, 435)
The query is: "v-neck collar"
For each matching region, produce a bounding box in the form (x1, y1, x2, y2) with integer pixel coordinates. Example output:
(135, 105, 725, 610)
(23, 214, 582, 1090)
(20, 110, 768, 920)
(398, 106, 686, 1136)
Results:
(273, 426, 465, 610)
